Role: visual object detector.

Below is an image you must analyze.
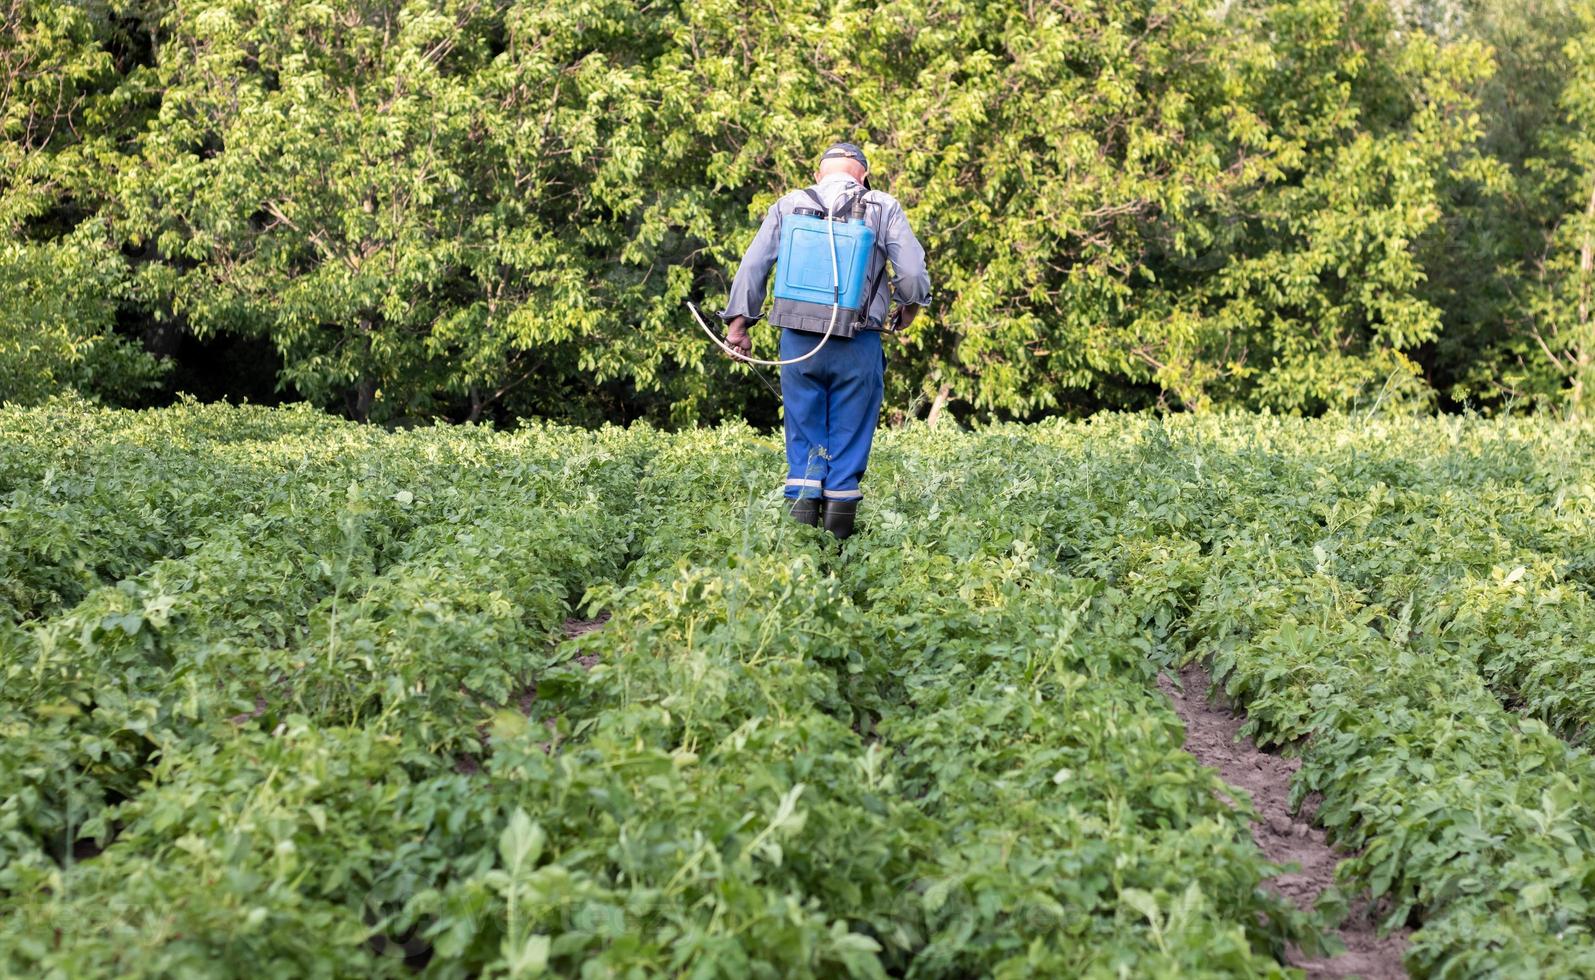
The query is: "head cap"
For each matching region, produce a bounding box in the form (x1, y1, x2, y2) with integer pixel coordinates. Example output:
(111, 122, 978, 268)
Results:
(819, 141, 869, 172)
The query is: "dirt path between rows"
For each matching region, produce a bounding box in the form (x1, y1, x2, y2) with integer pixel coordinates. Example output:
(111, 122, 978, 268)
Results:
(563, 613, 609, 667)
(563, 614, 610, 639)
(1158, 664, 1409, 979)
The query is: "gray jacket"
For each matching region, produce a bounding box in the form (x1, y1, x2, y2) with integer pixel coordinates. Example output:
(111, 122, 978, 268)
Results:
(719, 174, 931, 329)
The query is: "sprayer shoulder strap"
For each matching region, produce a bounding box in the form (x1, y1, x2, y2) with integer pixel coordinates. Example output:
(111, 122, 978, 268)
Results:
(801, 186, 867, 218)
(859, 198, 893, 327)
(796, 184, 887, 322)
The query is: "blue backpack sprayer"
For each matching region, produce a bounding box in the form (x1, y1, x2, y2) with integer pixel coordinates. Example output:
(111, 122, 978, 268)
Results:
(690, 187, 879, 366)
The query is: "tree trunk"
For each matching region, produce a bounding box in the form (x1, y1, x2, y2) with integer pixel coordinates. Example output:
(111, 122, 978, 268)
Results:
(926, 382, 952, 427)
(1574, 174, 1595, 418)
(345, 318, 378, 423)
(348, 376, 376, 423)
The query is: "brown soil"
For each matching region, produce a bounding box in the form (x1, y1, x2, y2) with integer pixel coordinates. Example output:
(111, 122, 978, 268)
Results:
(563, 613, 610, 638)
(453, 615, 610, 774)
(563, 613, 609, 669)
(228, 695, 269, 726)
(1159, 664, 1409, 979)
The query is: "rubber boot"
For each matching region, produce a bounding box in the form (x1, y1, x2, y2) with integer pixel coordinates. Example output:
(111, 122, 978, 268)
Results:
(822, 499, 858, 540)
(788, 497, 821, 527)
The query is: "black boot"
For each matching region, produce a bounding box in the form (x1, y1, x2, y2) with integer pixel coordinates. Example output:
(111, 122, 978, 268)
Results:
(822, 498, 858, 540)
(788, 497, 821, 526)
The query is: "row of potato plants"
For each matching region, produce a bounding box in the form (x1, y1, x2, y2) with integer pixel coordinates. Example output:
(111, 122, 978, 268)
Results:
(0, 400, 354, 623)
(1025, 414, 1595, 977)
(352, 424, 1317, 977)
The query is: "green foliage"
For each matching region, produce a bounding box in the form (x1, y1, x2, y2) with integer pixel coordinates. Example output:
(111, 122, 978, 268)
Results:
(0, 0, 1559, 421)
(1517, 0, 1595, 416)
(0, 403, 1322, 976)
(0, 239, 165, 404)
(1417, 0, 1595, 417)
(0, 1, 165, 404)
(1027, 411, 1595, 975)
(10, 402, 1595, 975)
(1168, 0, 1491, 413)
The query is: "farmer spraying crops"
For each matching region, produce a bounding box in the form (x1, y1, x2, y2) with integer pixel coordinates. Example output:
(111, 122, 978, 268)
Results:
(716, 142, 931, 540)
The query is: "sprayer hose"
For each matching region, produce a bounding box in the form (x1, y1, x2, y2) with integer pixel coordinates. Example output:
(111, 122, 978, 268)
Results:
(694, 196, 846, 368)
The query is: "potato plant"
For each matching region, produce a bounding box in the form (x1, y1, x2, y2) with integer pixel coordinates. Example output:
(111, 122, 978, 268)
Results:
(5, 403, 1595, 976)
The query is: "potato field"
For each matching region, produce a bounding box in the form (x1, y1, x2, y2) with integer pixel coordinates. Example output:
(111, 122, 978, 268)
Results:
(4, 402, 1595, 978)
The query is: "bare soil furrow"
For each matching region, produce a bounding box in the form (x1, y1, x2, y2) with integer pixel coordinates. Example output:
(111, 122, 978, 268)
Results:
(1159, 664, 1409, 980)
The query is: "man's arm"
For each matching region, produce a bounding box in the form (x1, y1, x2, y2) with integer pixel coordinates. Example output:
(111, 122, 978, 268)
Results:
(720, 203, 783, 357)
(882, 200, 930, 329)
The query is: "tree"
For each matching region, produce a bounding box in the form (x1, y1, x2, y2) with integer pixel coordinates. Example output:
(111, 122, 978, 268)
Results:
(1177, 0, 1493, 414)
(1522, 0, 1595, 416)
(0, 0, 164, 405)
(667, 0, 1493, 417)
(0, 0, 1550, 422)
(1413, 0, 1580, 412)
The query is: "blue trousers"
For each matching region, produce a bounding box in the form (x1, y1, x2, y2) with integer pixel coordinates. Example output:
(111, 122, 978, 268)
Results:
(779, 328, 884, 501)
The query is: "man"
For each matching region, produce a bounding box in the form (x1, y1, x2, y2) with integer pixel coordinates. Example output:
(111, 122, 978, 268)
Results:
(719, 141, 931, 539)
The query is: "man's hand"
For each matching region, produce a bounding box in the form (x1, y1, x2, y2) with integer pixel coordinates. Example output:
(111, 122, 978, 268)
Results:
(725, 316, 753, 359)
(889, 304, 923, 333)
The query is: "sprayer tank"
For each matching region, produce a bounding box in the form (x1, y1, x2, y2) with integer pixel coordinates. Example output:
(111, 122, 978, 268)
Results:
(769, 209, 876, 338)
